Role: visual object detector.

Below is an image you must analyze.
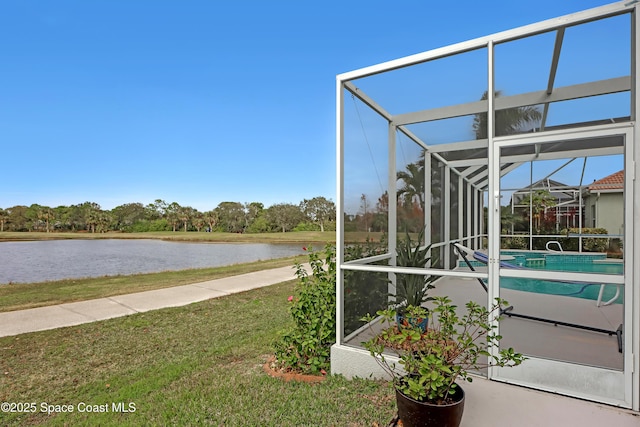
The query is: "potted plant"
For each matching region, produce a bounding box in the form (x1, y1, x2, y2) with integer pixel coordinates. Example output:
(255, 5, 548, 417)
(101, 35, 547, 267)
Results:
(393, 230, 436, 330)
(362, 296, 525, 427)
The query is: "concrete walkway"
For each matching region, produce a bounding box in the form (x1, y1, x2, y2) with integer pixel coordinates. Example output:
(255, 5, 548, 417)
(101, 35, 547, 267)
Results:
(0, 264, 305, 338)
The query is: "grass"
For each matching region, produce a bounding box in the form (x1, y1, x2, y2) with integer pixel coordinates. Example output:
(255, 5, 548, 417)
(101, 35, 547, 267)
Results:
(0, 231, 337, 244)
(0, 281, 395, 426)
(0, 256, 307, 313)
(0, 230, 385, 244)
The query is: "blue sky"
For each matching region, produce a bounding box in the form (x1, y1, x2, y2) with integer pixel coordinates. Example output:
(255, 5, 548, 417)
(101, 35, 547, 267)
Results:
(0, 0, 621, 212)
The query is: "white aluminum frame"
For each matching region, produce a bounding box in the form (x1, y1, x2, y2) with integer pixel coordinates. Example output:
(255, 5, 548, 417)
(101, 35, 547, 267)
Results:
(335, 0, 639, 411)
(491, 123, 634, 408)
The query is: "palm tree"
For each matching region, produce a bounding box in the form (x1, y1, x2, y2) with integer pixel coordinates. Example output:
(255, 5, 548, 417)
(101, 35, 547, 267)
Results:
(397, 151, 444, 204)
(0, 208, 8, 232)
(178, 206, 195, 232)
(165, 202, 181, 232)
(520, 190, 557, 231)
(397, 161, 425, 208)
(82, 202, 102, 233)
(95, 211, 113, 233)
(204, 210, 219, 232)
(472, 90, 542, 139)
(193, 213, 205, 232)
(396, 151, 448, 234)
(38, 206, 55, 233)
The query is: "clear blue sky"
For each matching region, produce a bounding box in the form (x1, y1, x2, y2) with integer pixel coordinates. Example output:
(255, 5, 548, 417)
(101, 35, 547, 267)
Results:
(0, 0, 620, 212)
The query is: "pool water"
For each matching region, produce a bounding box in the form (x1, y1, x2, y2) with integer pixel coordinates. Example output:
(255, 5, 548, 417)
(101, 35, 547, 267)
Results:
(500, 277, 623, 304)
(498, 251, 624, 304)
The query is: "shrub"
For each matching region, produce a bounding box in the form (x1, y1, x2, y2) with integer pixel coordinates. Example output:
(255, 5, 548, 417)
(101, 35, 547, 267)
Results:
(559, 228, 609, 252)
(273, 237, 391, 372)
(292, 222, 321, 232)
(245, 216, 271, 233)
(501, 236, 528, 249)
(274, 245, 336, 375)
(128, 219, 170, 232)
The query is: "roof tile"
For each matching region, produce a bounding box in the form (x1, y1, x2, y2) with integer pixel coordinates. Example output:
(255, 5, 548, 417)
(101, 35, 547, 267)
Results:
(588, 170, 624, 191)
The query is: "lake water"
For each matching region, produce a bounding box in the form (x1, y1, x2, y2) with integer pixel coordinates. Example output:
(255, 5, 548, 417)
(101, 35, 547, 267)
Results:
(0, 239, 305, 284)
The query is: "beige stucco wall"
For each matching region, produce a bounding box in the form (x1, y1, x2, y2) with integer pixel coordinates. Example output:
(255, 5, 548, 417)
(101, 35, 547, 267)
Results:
(584, 192, 624, 237)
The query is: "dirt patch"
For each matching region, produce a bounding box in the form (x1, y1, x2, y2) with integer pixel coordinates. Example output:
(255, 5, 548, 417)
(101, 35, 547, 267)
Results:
(262, 356, 326, 383)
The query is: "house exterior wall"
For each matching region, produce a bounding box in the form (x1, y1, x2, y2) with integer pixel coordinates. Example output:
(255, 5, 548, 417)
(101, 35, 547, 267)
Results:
(584, 192, 624, 236)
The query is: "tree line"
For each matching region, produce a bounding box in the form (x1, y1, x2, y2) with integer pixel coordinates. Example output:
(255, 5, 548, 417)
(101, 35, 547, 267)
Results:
(0, 197, 336, 234)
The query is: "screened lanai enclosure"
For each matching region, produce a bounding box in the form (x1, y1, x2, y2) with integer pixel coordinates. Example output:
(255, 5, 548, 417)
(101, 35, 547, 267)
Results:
(334, 1, 639, 411)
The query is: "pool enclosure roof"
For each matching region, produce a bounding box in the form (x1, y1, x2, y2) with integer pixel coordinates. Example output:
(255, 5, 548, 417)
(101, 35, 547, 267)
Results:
(338, 1, 633, 193)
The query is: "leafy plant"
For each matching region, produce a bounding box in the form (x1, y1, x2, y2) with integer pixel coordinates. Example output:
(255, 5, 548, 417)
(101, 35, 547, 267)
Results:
(362, 296, 526, 404)
(393, 230, 436, 313)
(274, 244, 336, 375)
(500, 235, 528, 250)
(559, 228, 609, 252)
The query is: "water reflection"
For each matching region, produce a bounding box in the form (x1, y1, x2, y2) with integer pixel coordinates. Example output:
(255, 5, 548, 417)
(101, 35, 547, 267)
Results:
(0, 239, 304, 284)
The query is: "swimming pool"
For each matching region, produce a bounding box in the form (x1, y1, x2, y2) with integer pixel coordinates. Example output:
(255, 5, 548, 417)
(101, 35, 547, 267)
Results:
(499, 251, 624, 304)
(459, 250, 624, 304)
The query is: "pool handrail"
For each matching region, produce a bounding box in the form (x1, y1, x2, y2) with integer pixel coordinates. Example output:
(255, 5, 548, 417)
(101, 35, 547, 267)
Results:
(546, 240, 564, 252)
(597, 284, 621, 307)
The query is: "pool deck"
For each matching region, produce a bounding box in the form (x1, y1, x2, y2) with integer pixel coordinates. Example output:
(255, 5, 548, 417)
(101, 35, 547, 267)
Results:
(348, 272, 623, 369)
(458, 375, 639, 426)
(433, 274, 623, 369)
(343, 272, 635, 425)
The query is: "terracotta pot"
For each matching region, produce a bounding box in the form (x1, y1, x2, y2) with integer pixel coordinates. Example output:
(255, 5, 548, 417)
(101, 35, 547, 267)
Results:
(395, 385, 465, 427)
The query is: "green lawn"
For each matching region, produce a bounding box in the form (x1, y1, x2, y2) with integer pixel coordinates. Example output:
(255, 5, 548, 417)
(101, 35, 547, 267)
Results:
(0, 231, 337, 244)
(0, 230, 385, 244)
(0, 281, 395, 426)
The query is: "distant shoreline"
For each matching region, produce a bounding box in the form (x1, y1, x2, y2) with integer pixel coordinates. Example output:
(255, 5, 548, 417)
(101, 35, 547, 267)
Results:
(0, 231, 337, 244)
(0, 230, 383, 244)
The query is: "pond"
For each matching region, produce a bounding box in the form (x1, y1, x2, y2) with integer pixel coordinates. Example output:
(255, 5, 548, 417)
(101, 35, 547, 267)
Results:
(0, 239, 305, 284)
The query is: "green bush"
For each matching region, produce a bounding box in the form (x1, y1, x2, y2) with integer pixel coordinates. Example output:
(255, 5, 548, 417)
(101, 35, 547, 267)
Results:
(293, 222, 321, 232)
(501, 236, 528, 249)
(559, 228, 609, 252)
(128, 219, 170, 232)
(245, 216, 271, 233)
(273, 237, 389, 373)
(274, 244, 336, 375)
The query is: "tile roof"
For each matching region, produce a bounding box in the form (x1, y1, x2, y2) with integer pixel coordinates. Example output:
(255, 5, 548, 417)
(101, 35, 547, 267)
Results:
(588, 170, 624, 191)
